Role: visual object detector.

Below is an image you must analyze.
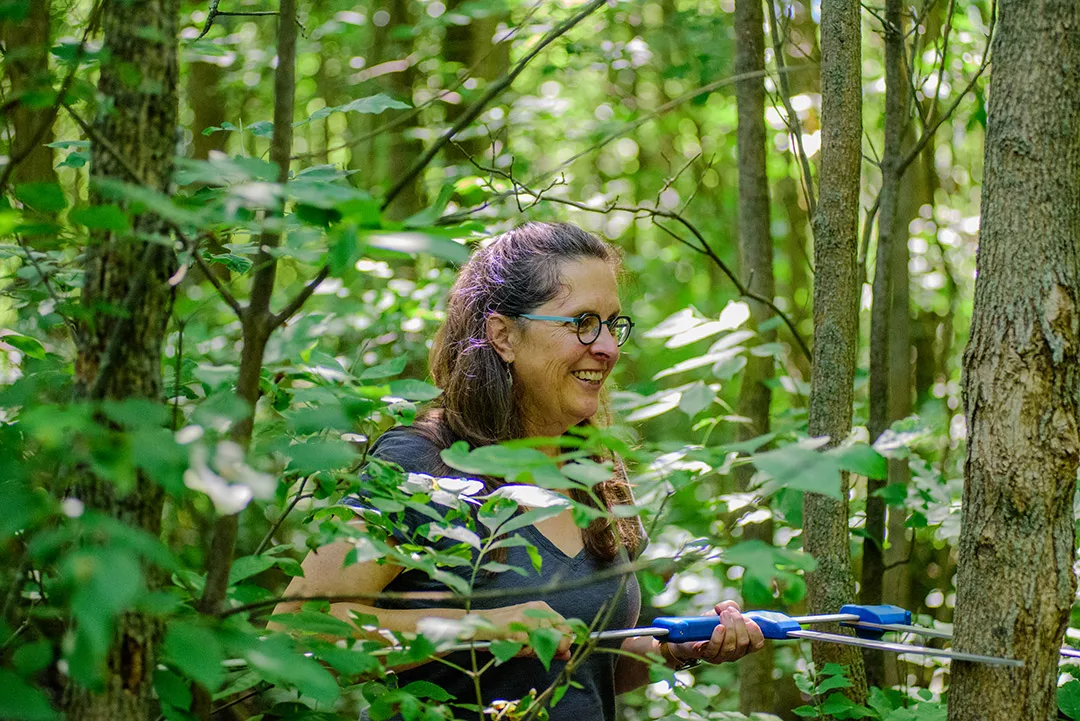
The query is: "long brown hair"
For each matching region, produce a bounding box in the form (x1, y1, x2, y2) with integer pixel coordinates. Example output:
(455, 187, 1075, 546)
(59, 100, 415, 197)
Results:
(415, 222, 643, 560)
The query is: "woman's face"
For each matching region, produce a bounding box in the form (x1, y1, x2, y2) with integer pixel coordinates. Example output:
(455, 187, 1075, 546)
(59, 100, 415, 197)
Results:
(509, 257, 622, 437)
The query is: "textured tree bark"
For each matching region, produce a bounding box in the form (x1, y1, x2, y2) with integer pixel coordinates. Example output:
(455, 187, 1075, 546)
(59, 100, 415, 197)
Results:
(947, 3, 1080, 719)
(804, 0, 866, 704)
(1, 0, 57, 188)
(733, 0, 776, 713)
(862, 0, 905, 687)
(66, 0, 179, 718)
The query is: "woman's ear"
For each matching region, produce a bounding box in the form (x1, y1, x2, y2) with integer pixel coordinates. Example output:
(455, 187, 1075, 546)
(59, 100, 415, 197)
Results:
(486, 314, 517, 363)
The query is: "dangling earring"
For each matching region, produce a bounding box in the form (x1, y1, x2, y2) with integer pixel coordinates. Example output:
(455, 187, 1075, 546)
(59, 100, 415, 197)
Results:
(505, 362, 513, 388)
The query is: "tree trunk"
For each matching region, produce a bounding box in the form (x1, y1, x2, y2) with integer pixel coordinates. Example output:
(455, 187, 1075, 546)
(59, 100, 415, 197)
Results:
(804, 0, 866, 704)
(1, 0, 57, 187)
(947, 3, 1080, 719)
(734, 0, 776, 713)
(66, 0, 179, 717)
(861, 0, 905, 687)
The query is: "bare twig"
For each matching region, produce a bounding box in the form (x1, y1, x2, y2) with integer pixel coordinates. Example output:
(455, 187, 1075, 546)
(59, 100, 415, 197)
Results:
(858, 1, 994, 279)
(255, 475, 311, 555)
(220, 555, 671, 618)
(271, 263, 328, 329)
(381, 0, 608, 210)
(767, 0, 817, 218)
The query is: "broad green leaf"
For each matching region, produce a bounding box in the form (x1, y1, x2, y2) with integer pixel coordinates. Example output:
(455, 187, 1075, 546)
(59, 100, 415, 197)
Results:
(752, 444, 842, 499)
(1061, 680, 1080, 720)
(528, 627, 563, 671)
(299, 93, 410, 125)
(401, 680, 453, 701)
(490, 640, 524, 664)
(816, 673, 852, 693)
(70, 204, 131, 232)
(248, 120, 274, 137)
(228, 554, 276, 585)
(678, 381, 715, 418)
(0, 669, 57, 720)
(15, 182, 66, 213)
(282, 438, 357, 473)
(386, 379, 442, 401)
(360, 356, 407, 380)
(162, 621, 225, 691)
(267, 610, 356, 637)
(828, 443, 887, 479)
(497, 506, 565, 535)
(3, 333, 46, 360)
(223, 633, 339, 705)
(366, 231, 471, 265)
(820, 692, 873, 719)
(154, 668, 193, 711)
(12, 640, 53, 675)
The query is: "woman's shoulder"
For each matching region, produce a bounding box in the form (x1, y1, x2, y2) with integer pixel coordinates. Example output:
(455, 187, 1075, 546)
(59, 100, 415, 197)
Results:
(367, 423, 459, 478)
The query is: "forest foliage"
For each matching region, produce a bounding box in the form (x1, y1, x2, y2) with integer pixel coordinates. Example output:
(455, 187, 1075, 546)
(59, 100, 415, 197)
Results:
(2, 0, 1077, 720)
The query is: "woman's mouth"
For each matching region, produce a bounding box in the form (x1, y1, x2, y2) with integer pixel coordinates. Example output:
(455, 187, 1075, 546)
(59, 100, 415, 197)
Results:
(571, 370, 604, 386)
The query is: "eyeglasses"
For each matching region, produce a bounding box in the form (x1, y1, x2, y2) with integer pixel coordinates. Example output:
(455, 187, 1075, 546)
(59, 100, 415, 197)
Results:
(516, 312, 634, 347)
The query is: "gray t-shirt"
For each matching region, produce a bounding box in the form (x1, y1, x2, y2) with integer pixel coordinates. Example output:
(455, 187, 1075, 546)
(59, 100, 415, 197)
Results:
(358, 428, 642, 721)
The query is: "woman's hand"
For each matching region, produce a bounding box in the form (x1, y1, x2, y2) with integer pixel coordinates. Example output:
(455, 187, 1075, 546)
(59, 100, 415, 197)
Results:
(662, 600, 765, 666)
(476, 600, 573, 661)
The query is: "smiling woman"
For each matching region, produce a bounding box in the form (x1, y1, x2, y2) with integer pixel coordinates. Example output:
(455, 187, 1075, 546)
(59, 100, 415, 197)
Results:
(272, 222, 763, 720)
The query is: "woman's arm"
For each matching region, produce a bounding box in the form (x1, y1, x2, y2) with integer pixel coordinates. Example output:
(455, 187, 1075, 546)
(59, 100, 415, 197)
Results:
(269, 520, 571, 668)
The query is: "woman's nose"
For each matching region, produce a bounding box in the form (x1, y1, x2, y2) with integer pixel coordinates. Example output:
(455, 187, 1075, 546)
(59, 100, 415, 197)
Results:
(590, 325, 620, 360)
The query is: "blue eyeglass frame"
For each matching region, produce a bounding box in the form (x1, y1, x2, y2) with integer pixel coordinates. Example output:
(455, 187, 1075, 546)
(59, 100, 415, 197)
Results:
(516, 312, 634, 346)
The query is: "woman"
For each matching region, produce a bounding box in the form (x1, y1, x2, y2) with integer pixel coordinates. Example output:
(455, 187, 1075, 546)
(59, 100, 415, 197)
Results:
(276, 222, 764, 719)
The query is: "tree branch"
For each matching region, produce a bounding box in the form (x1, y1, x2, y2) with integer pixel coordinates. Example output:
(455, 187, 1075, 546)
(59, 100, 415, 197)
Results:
(381, 0, 608, 210)
(271, 263, 328, 329)
(767, 0, 817, 218)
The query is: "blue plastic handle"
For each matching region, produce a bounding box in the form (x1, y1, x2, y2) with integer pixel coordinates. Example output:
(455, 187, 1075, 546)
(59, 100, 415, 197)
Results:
(652, 616, 722, 643)
(743, 611, 802, 639)
(839, 604, 912, 639)
(654, 611, 803, 642)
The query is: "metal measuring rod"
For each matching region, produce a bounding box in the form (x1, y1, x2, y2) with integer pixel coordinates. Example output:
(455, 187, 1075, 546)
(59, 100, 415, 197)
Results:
(447, 604, 1022, 667)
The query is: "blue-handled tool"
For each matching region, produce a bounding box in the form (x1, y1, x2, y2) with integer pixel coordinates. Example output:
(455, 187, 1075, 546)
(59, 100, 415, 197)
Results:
(446, 604, 1022, 667)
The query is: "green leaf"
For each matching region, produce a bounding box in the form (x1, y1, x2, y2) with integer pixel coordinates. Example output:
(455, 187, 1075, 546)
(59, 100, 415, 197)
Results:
(14, 182, 66, 213)
(224, 633, 338, 705)
(3, 333, 46, 360)
(829, 443, 887, 479)
(70, 204, 131, 232)
(1061, 679, 1080, 720)
(490, 640, 523, 664)
(248, 120, 274, 137)
(793, 705, 821, 718)
(267, 610, 356, 637)
(162, 621, 225, 691)
(283, 438, 357, 473)
(820, 692, 873, 719)
(386, 379, 443, 401)
(360, 356, 407, 381)
(677, 381, 715, 418)
(400, 680, 452, 701)
(366, 231, 471, 265)
(228, 554, 276, 585)
(752, 444, 842, 499)
(0, 669, 57, 720)
(526, 545, 543, 575)
(154, 668, 193, 711)
(873, 483, 908, 506)
(12, 640, 53, 675)
(528, 627, 563, 671)
(497, 507, 566, 535)
(300, 93, 410, 125)
(816, 673, 852, 693)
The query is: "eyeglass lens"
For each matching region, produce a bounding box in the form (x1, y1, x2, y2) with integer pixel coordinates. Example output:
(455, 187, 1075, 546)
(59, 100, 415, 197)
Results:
(576, 314, 631, 346)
